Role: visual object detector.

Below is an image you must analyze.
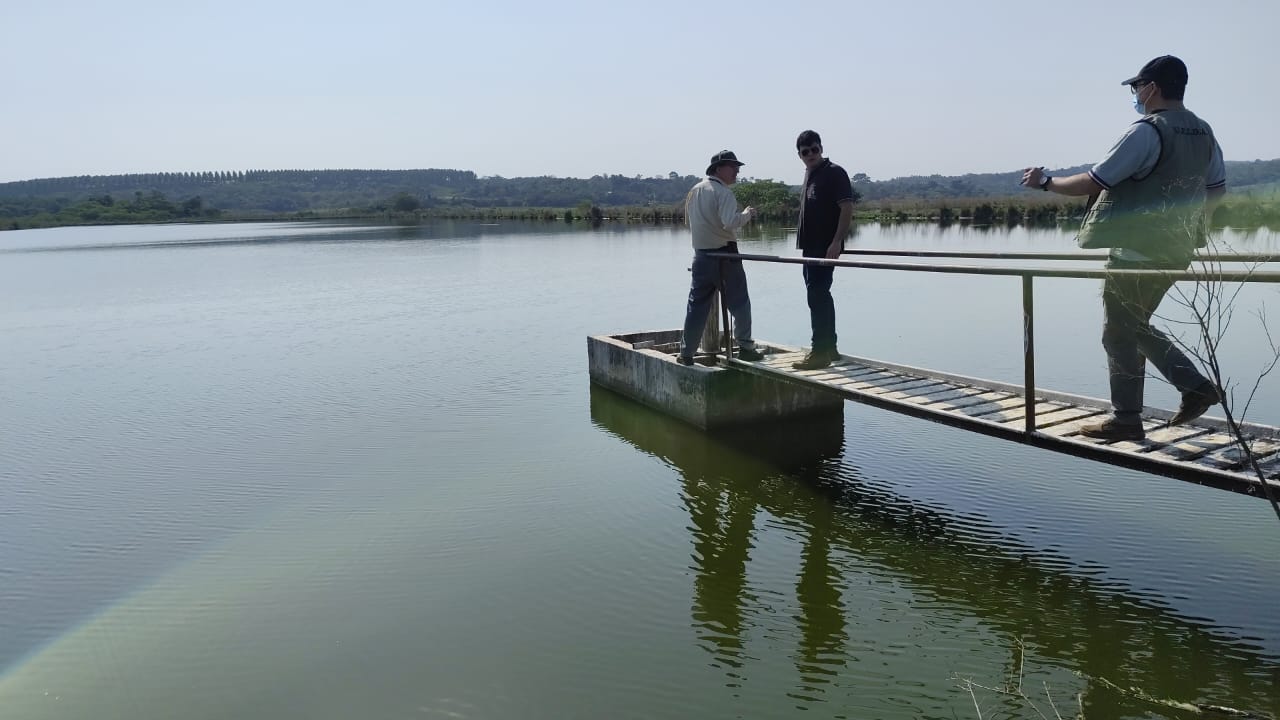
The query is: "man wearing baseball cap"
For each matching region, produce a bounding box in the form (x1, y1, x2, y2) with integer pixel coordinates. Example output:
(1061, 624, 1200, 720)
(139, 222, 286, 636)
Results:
(677, 150, 763, 365)
(1021, 55, 1226, 440)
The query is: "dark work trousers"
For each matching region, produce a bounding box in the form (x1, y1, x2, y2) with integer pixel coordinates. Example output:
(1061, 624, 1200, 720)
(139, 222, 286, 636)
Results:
(1101, 260, 1209, 424)
(802, 246, 837, 352)
(680, 244, 754, 358)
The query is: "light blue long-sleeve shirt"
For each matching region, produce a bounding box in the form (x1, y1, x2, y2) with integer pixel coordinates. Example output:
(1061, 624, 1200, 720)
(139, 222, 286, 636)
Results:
(686, 176, 752, 250)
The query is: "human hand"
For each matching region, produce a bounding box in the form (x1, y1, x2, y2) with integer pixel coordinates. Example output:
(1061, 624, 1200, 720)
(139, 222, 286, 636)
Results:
(825, 240, 842, 260)
(745, 206, 757, 219)
(1021, 167, 1045, 189)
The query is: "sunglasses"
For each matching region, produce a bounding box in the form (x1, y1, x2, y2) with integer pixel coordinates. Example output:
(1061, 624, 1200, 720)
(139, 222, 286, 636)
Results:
(798, 145, 821, 157)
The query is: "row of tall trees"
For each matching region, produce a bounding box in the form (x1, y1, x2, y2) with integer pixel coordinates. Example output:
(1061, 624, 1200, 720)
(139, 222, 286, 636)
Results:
(0, 169, 700, 214)
(3, 161, 1278, 229)
(6, 164, 1280, 211)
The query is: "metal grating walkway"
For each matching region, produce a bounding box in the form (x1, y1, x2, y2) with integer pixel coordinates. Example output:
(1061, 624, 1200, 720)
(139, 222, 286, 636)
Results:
(727, 347, 1280, 499)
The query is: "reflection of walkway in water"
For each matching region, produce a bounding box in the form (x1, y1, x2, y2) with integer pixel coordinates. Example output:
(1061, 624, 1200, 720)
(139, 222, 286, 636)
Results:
(589, 385, 1280, 718)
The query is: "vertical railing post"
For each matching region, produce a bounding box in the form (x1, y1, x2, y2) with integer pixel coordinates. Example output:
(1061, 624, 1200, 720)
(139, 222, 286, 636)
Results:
(720, 285, 732, 362)
(700, 291, 721, 355)
(1022, 274, 1036, 434)
(716, 258, 732, 363)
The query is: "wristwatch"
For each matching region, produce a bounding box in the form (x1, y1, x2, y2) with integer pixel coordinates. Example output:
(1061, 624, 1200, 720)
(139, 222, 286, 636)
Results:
(1039, 175, 1052, 191)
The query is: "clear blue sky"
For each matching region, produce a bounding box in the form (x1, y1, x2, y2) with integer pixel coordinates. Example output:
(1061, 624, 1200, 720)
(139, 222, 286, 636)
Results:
(4, 0, 1277, 184)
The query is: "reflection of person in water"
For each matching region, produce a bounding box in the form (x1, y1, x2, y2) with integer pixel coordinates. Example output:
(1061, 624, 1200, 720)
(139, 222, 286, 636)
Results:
(684, 461, 757, 678)
(588, 385, 1280, 718)
(588, 384, 849, 690)
(684, 421, 850, 695)
(791, 470, 848, 698)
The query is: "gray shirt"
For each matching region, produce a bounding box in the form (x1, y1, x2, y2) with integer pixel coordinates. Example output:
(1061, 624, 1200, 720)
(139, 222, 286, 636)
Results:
(1089, 121, 1225, 190)
(1088, 119, 1225, 261)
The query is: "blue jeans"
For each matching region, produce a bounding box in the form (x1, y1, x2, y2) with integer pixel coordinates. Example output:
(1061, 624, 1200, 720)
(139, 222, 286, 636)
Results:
(680, 244, 754, 358)
(1102, 260, 1208, 423)
(802, 247, 837, 352)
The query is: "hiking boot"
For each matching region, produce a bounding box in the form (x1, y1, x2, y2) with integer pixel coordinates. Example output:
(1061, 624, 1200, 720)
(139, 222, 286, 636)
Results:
(676, 355, 695, 366)
(792, 348, 837, 371)
(1079, 418, 1146, 441)
(1167, 383, 1220, 427)
(737, 346, 764, 362)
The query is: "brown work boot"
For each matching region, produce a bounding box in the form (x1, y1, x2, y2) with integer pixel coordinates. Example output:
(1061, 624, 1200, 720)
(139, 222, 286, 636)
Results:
(1166, 383, 1220, 427)
(792, 348, 837, 370)
(1079, 418, 1146, 441)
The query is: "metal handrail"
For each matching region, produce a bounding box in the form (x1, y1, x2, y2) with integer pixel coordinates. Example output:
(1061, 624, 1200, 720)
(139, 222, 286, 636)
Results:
(707, 250, 1280, 436)
(716, 252, 1280, 283)
(841, 248, 1280, 263)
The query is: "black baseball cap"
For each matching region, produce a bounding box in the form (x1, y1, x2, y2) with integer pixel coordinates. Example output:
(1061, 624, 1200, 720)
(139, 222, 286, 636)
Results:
(1121, 55, 1188, 89)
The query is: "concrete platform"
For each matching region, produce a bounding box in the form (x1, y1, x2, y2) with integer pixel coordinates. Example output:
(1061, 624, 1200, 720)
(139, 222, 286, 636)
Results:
(586, 330, 842, 430)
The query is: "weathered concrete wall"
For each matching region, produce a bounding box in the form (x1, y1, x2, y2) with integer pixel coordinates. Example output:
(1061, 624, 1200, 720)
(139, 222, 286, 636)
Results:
(587, 331, 843, 430)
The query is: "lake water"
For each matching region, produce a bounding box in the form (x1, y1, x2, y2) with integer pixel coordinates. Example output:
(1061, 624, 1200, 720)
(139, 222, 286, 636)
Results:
(2, 220, 1279, 719)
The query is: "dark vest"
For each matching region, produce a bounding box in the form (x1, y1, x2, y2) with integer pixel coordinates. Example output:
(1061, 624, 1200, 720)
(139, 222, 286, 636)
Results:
(1077, 109, 1216, 265)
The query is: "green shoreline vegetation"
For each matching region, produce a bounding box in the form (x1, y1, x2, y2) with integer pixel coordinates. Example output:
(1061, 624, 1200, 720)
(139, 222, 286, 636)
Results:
(3, 168, 1278, 232)
(8, 192, 1277, 234)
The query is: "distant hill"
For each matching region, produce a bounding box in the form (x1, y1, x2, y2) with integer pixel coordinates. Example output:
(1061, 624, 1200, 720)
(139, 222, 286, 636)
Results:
(854, 166, 1086, 202)
(2, 159, 1278, 218)
(0, 169, 704, 217)
(856, 158, 1280, 202)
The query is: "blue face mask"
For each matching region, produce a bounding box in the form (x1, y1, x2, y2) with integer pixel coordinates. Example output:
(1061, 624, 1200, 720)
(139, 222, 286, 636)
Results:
(1132, 85, 1148, 115)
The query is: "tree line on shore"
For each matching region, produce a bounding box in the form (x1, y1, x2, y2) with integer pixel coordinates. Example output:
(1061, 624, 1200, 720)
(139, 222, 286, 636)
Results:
(2, 163, 1278, 231)
(2, 191, 220, 230)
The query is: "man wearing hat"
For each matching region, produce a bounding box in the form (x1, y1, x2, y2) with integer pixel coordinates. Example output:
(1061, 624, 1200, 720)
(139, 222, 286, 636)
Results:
(677, 150, 763, 365)
(1021, 55, 1226, 440)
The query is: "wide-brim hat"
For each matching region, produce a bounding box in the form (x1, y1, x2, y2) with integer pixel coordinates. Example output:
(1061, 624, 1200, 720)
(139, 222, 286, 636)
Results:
(706, 150, 746, 176)
(1121, 54, 1188, 88)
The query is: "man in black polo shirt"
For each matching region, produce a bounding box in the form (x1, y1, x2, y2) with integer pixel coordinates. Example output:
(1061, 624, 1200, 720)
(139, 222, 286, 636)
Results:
(793, 130, 855, 370)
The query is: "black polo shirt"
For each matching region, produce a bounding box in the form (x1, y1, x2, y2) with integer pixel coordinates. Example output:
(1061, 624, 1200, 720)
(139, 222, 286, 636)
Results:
(796, 159, 854, 254)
